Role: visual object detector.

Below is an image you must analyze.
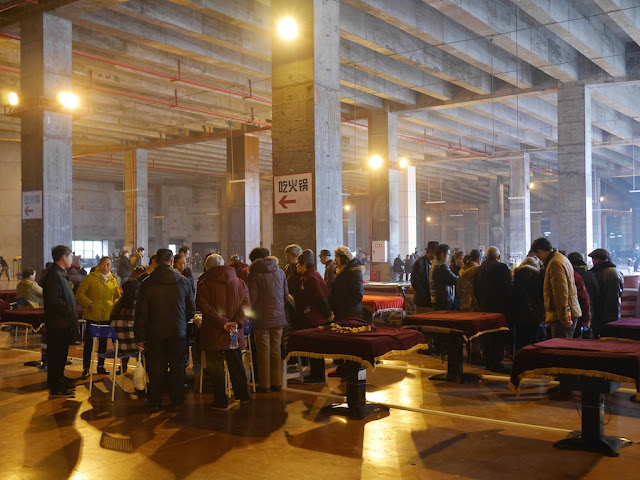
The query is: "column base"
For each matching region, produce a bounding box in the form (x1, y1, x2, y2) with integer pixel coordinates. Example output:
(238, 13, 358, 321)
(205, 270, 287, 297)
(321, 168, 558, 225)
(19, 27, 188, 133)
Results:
(554, 431, 632, 457)
(321, 402, 390, 421)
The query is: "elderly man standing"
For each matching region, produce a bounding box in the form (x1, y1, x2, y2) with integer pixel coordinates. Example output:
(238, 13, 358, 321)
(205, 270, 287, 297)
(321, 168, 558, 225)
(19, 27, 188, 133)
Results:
(41, 245, 78, 398)
(319, 249, 337, 292)
(135, 248, 195, 411)
(588, 248, 623, 338)
(530, 238, 581, 339)
(411, 241, 439, 313)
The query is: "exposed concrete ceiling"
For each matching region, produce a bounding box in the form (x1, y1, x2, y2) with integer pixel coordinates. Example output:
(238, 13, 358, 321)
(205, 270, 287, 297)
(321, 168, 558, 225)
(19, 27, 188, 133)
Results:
(1, 0, 640, 208)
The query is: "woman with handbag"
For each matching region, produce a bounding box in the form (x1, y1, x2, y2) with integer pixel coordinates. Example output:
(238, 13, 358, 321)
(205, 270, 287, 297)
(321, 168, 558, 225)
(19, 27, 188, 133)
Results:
(292, 249, 331, 384)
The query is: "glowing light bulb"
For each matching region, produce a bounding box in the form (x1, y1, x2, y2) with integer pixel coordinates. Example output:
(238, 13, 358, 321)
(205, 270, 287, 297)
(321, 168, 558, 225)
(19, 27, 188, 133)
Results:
(8, 92, 18, 106)
(58, 91, 79, 110)
(277, 17, 298, 40)
(368, 155, 383, 169)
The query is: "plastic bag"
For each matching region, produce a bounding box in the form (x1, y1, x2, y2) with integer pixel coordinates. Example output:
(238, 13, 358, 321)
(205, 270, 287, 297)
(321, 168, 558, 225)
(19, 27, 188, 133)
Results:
(133, 351, 147, 391)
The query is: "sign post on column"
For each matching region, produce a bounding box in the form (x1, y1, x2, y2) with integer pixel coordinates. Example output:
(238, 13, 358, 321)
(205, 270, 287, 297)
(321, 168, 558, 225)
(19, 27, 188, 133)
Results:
(274, 172, 314, 215)
(22, 190, 43, 220)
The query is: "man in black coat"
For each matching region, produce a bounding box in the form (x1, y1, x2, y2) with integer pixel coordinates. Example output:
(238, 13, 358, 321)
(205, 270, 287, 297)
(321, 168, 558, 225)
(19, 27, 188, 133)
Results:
(42, 245, 78, 397)
(411, 241, 438, 313)
(568, 252, 598, 334)
(429, 244, 458, 310)
(588, 248, 623, 338)
(473, 246, 512, 372)
(135, 248, 195, 411)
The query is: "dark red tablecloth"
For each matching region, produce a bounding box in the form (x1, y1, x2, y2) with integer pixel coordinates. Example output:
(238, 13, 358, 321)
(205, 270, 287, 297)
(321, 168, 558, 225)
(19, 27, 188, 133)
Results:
(0, 290, 16, 302)
(510, 338, 640, 392)
(286, 326, 428, 369)
(1, 307, 84, 329)
(361, 295, 405, 313)
(401, 311, 508, 341)
(600, 318, 640, 342)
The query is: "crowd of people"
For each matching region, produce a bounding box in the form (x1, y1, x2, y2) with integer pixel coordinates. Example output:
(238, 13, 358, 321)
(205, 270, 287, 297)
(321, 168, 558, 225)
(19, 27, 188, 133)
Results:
(9, 235, 625, 404)
(23, 242, 366, 409)
(410, 238, 624, 371)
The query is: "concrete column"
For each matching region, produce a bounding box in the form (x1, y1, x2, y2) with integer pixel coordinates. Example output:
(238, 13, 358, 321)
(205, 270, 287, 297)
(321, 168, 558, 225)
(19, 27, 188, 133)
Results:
(488, 177, 505, 251)
(478, 202, 488, 250)
(592, 177, 603, 249)
(271, 0, 342, 263)
(355, 195, 369, 254)
(416, 192, 423, 253)
(20, 13, 73, 271)
(343, 205, 356, 252)
(368, 110, 400, 281)
(260, 182, 273, 253)
(558, 83, 593, 257)
(153, 184, 169, 253)
(508, 153, 531, 262)
(227, 134, 260, 261)
(398, 165, 417, 257)
(124, 149, 148, 252)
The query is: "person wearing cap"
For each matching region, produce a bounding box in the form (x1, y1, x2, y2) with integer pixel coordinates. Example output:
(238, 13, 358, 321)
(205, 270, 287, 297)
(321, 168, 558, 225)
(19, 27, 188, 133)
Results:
(588, 248, 623, 338)
(329, 246, 364, 321)
(568, 252, 598, 336)
(530, 238, 581, 339)
(319, 249, 337, 292)
(411, 241, 439, 313)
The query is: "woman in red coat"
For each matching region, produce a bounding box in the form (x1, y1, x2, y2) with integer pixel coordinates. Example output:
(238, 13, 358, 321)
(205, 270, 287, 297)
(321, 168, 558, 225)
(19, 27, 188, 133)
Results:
(293, 249, 331, 383)
(197, 254, 251, 409)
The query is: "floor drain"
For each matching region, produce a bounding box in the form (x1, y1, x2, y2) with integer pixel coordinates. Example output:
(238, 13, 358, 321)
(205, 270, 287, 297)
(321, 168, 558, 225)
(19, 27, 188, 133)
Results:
(100, 432, 134, 453)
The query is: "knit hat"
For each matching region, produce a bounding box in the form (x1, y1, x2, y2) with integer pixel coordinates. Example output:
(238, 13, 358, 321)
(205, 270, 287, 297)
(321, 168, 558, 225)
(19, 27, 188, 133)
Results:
(567, 252, 587, 266)
(319, 249, 332, 257)
(334, 246, 353, 261)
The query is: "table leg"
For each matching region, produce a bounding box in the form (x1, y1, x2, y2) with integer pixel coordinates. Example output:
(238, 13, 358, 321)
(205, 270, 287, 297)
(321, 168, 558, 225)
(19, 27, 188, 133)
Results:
(553, 377, 632, 456)
(322, 361, 389, 420)
(429, 333, 481, 384)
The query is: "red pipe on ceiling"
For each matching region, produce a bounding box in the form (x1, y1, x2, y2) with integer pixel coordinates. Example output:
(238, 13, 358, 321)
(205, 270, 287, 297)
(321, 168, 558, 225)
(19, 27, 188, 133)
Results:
(0, 31, 270, 104)
(0, 0, 37, 14)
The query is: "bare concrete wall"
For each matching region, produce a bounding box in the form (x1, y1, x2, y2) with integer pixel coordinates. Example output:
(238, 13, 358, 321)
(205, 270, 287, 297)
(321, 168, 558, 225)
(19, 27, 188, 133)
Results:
(0, 141, 21, 267)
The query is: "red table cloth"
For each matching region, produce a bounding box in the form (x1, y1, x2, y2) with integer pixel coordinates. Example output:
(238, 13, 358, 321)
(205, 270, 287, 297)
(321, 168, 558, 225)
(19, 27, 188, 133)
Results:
(361, 295, 405, 313)
(510, 338, 640, 392)
(286, 325, 427, 369)
(401, 311, 508, 341)
(1, 307, 84, 329)
(600, 317, 640, 342)
(0, 290, 16, 302)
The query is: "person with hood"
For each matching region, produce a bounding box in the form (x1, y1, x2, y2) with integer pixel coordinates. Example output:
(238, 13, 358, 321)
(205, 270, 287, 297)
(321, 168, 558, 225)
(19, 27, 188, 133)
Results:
(457, 250, 481, 312)
(512, 257, 544, 349)
(293, 249, 332, 383)
(229, 254, 249, 283)
(429, 244, 458, 311)
(530, 238, 581, 339)
(76, 256, 121, 378)
(411, 241, 438, 313)
(196, 254, 251, 409)
(588, 248, 624, 338)
(329, 246, 364, 321)
(135, 249, 195, 411)
(247, 247, 289, 393)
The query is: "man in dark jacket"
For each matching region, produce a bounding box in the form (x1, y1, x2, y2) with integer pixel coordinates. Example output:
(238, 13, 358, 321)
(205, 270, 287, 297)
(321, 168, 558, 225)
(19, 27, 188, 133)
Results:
(319, 249, 337, 292)
(473, 246, 512, 315)
(568, 252, 598, 337)
(116, 248, 131, 284)
(588, 248, 624, 338)
(404, 255, 415, 282)
(473, 246, 512, 371)
(411, 241, 438, 313)
(429, 244, 458, 310)
(42, 245, 78, 397)
(393, 255, 404, 282)
(135, 248, 195, 411)
(329, 246, 364, 321)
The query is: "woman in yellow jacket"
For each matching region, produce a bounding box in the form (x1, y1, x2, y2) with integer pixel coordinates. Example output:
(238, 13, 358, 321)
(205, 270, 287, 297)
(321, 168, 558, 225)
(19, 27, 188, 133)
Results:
(76, 256, 121, 378)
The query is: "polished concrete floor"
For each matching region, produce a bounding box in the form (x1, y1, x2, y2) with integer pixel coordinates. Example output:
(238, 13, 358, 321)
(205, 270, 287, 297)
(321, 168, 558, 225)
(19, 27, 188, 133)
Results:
(2, 325, 640, 480)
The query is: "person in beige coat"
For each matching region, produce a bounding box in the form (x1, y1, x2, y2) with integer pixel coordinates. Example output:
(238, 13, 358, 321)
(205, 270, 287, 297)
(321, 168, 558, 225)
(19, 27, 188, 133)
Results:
(530, 238, 581, 338)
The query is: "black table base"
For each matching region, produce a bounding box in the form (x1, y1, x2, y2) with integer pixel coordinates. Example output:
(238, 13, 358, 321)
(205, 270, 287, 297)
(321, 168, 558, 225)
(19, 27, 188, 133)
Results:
(427, 332, 481, 384)
(322, 361, 389, 420)
(552, 376, 632, 456)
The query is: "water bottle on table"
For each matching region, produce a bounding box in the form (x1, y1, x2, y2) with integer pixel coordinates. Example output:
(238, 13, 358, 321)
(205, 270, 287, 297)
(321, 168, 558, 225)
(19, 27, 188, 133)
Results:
(229, 324, 239, 349)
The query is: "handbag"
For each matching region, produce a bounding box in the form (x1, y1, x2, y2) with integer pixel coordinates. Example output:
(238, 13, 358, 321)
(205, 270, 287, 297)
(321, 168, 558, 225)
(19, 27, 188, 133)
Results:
(133, 351, 147, 391)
